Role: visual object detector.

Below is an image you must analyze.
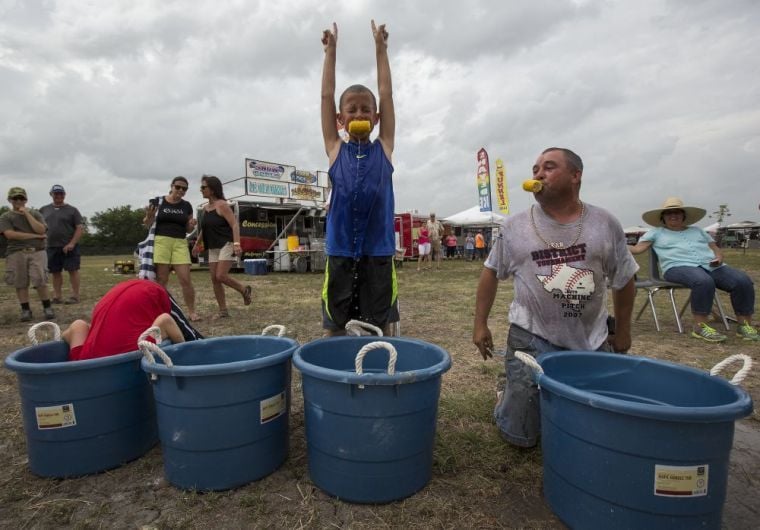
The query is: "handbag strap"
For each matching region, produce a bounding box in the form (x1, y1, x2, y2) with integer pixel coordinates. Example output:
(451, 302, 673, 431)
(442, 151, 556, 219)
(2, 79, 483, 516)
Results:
(148, 196, 163, 236)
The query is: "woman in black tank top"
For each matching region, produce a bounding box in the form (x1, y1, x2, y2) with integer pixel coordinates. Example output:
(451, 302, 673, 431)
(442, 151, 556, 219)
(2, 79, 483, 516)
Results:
(192, 175, 252, 317)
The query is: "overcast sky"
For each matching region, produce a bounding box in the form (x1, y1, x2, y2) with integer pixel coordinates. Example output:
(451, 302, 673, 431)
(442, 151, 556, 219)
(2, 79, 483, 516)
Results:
(2, 0, 759, 228)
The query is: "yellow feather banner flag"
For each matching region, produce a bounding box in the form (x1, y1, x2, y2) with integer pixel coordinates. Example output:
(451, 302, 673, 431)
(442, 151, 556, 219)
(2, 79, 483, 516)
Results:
(495, 158, 509, 214)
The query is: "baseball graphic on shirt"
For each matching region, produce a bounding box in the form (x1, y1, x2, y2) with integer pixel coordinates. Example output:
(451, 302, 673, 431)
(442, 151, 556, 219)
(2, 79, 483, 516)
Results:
(536, 263, 595, 296)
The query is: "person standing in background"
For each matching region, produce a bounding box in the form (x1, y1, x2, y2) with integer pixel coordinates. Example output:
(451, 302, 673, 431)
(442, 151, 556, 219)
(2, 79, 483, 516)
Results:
(0, 187, 55, 322)
(143, 176, 199, 321)
(427, 212, 444, 270)
(417, 225, 431, 271)
(465, 232, 476, 261)
(40, 184, 83, 304)
(445, 232, 458, 259)
(193, 175, 251, 318)
(474, 230, 486, 260)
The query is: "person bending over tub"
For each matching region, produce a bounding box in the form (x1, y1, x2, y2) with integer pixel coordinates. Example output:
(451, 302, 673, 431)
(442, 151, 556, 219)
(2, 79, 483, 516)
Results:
(61, 279, 202, 361)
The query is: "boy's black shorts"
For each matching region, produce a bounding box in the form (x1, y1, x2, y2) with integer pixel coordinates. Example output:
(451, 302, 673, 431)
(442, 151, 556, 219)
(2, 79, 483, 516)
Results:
(321, 255, 399, 331)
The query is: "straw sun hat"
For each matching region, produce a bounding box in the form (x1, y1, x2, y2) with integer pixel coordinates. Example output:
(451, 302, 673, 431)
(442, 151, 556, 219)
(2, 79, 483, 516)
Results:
(641, 197, 706, 227)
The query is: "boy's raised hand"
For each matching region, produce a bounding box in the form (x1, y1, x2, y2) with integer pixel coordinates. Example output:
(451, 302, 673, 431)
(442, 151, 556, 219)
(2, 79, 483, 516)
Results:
(322, 22, 337, 51)
(371, 19, 388, 47)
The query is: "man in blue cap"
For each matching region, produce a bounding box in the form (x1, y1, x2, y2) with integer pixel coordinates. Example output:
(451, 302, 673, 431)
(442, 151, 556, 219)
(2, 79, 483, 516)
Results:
(40, 184, 84, 304)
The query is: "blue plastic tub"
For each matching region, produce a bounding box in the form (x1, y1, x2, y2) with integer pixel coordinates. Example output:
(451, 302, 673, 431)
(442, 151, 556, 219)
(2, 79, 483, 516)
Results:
(141, 335, 297, 491)
(293, 336, 452, 503)
(4, 341, 158, 477)
(535, 351, 753, 530)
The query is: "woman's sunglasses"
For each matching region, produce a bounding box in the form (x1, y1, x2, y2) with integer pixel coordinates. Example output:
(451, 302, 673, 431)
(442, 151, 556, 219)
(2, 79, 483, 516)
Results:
(173, 184, 188, 191)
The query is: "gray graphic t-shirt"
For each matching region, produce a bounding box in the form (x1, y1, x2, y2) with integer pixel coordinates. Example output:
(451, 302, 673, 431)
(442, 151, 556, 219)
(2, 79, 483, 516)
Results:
(485, 203, 638, 350)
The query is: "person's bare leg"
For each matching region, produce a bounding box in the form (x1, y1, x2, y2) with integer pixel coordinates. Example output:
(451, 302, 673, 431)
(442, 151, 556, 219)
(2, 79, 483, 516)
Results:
(736, 314, 753, 326)
(16, 287, 30, 304)
(153, 313, 185, 344)
(215, 260, 245, 294)
(61, 320, 90, 348)
(174, 263, 198, 319)
(209, 262, 227, 315)
(692, 313, 709, 331)
(155, 263, 171, 287)
(52, 272, 63, 300)
(68, 269, 80, 300)
(35, 284, 50, 302)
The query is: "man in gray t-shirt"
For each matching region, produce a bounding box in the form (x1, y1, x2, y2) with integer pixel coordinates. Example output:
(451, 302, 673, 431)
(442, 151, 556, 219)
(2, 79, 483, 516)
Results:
(472, 148, 638, 448)
(40, 184, 84, 304)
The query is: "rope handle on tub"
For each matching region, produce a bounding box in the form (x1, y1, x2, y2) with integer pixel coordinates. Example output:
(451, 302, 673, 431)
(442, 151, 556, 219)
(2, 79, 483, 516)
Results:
(27, 321, 62, 345)
(355, 341, 398, 378)
(345, 319, 384, 337)
(514, 351, 544, 375)
(137, 326, 173, 380)
(261, 324, 286, 337)
(710, 354, 752, 385)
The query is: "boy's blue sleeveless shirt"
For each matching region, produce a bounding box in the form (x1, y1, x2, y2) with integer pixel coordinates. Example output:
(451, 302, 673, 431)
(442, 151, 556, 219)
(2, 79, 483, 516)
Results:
(326, 140, 395, 258)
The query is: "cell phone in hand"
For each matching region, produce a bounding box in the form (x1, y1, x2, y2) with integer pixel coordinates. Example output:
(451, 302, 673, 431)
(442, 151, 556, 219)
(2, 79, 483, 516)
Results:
(149, 198, 159, 207)
(710, 259, 720, 267)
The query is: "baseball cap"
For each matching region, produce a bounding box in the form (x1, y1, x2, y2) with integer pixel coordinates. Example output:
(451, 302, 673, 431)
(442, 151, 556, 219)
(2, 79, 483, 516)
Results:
(8, 187, 27, 199)
(50, 184, 66, 194)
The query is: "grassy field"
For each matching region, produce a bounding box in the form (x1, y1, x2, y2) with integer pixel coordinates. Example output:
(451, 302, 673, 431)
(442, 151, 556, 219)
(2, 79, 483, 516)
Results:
(0, 251, 758, 529)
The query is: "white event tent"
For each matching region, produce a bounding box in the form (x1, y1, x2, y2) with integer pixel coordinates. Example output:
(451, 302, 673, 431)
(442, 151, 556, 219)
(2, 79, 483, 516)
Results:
(442, 206, 506, 227)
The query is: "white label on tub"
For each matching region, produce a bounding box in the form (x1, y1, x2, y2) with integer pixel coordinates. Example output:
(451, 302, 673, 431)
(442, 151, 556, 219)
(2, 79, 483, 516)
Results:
(260, 392, 286, 424)
(654, 464, 708, 497)
(35, 403, 77, 430)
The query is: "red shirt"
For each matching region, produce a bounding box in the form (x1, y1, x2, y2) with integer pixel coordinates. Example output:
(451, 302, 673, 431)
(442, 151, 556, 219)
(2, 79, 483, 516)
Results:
(71, 280, 170, 361)
(418, 228, 430, 245)
(446, 235, 457, 247)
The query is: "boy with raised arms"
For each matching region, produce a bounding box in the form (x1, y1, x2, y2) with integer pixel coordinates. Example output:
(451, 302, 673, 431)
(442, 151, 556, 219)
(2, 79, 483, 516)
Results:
(320, 20, 398, 335)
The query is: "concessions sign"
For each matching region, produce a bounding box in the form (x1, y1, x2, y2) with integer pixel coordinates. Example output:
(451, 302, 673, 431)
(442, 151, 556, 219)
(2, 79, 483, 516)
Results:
(494, 158, 509, 214)
(476, 148, 492, 212)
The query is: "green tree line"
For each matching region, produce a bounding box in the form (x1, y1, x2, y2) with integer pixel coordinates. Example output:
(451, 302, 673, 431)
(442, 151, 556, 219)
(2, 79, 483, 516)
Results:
(79, 205, 148, 254)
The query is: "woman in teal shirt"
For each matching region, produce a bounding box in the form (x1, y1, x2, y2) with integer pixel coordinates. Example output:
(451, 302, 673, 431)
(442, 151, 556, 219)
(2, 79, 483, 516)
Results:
(630, 197, 757, 343)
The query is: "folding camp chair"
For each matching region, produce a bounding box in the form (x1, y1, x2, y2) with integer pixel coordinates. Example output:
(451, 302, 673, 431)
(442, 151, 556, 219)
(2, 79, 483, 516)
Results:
(635, 249, 730, 333)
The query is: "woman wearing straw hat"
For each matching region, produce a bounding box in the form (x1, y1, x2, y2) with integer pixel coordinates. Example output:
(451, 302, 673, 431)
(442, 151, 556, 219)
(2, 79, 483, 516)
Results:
(629, 197, 758, 342)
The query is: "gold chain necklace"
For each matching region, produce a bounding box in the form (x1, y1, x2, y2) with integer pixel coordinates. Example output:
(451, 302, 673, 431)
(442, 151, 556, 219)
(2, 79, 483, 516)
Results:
(530, 202, 585, 249)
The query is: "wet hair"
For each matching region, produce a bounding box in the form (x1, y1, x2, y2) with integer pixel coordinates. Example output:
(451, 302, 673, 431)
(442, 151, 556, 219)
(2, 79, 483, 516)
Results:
(171, 176, 188, 187)
(338, 84, 377, 112)
(201, 174, 225, 200)
(542, 147, 584, 173)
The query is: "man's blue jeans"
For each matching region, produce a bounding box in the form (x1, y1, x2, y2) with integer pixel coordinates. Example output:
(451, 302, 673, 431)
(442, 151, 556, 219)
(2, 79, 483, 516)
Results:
(663, 265, 755, 316)
(495, 325, 611, 448)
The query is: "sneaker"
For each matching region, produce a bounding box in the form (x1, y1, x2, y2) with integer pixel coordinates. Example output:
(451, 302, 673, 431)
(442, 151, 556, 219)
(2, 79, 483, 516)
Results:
(737, 323, 760, 341)
(691, 323, 727, 343)
(43, 307, 56, 320)
(20, 309, 33, 322)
